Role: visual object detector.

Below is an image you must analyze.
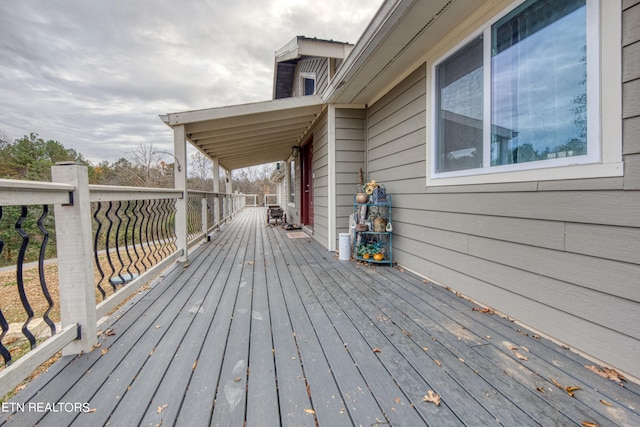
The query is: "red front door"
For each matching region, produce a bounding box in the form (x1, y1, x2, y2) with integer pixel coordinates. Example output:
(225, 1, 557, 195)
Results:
(301, 139, 313, 227)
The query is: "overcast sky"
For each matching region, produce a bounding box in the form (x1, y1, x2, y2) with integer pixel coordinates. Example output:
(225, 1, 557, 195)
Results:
(0, 0, 382, 164)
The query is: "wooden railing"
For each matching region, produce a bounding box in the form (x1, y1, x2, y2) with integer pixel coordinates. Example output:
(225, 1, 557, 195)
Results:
(0, 164, 245, 397)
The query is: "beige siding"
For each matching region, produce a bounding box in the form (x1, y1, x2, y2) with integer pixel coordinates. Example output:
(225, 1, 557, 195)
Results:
(311, 111, 329, 246)
(364, 3, 640, 378)
(335, 108, 366, 247)
(293, 58, 329, 97)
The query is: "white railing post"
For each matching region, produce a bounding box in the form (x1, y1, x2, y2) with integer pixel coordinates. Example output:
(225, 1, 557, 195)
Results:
(173, 125, 188, 262)
(212, 157, 220, 229)
(201, 195, 208, 237)
(51, 163, 97, 355)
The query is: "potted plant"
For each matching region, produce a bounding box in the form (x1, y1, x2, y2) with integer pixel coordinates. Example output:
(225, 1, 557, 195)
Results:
(356, 242, 370, 259)
(369, 240, 386, 261)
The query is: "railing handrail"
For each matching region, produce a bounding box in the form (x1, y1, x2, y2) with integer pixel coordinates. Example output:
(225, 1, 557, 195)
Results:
(89, 185, 183, 202)
(0, 179, 75, 207)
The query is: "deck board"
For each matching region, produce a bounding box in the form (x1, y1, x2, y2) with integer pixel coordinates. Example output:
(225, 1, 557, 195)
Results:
(2, 207, 639, 427)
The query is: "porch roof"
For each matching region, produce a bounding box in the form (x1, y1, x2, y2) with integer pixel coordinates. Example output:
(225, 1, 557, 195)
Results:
(161, 95, 324, 170)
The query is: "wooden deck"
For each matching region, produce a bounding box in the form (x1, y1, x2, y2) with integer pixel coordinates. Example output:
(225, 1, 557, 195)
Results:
(2, 207, 639, 426)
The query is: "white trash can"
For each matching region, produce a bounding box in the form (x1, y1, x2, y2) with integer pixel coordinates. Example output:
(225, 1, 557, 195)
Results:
(338, 233, 351, 261)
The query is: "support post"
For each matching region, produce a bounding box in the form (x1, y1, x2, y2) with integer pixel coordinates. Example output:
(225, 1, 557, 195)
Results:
(201, 195, 208, 237)
(173, 125, 188, 262)
(51, 164, 97, 355)
(212, 157, 220, 228)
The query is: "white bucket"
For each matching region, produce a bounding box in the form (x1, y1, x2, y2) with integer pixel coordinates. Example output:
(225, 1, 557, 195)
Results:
(338, 233, 351, 261)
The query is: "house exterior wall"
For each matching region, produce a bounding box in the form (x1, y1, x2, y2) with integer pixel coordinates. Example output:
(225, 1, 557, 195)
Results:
(335, 108, 366, 248)
(292, 58, 329, 96)
(310, 111, 329, 246)
(363, 2, 640, 378)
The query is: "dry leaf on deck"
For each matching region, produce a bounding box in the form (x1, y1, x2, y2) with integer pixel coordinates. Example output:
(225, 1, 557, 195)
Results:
(101, 348, 109, 355)
(599, 399, 613, 407)
(508, 345, 518, 351)
(550, 378, 563, 389)
(304, 408, 316, 415)
(585, 365, 626, 383)
(565, 386, 581, 397)
(372, 348, 382, 353)
(157, 404, 168, 414)
(581, 422, 598, 427)
(422, 390, 441, 406)
(515, 352, 528, 361)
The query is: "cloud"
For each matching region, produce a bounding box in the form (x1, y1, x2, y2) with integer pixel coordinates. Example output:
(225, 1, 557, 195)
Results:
(0, 0, 382, 163)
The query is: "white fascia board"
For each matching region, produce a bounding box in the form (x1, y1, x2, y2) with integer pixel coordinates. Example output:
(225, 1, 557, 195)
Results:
(165, 95, 324, 126)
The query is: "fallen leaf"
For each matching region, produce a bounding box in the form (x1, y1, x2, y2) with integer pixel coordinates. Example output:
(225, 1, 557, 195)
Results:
(372, 348, 381, 353)
(87, 408, 97, 413)
(105, 328, 116, 336)
(599, 399, 613, 407)
(536, 386, 545, 393)
(581, 422, 598, 427)
(304, 408, 316, 415)
(422, 390, 441, 406)
(550, 378, 563, 389)
(156, 404, 168, 414)
(395, 397, 401, 404)
(234, 377, 241, 382)
(192, 360, 198, 371)
(565, 386, 581, 397)
(520, 345, 529, 353)
(101, 348, 109, 355)
(434, 359, 442, 367)
(585, 365, 626, 383)
(458, 358, 464, 363)
(485, 335, 491, 340)
(508, 345, 518, 351)
(472, 307, 494, 314)
(515, 352, 528, 361)
(422, 347, 429, 351)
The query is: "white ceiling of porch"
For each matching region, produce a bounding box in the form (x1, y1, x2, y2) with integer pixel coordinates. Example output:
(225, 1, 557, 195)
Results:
(164, 95, 324, 171)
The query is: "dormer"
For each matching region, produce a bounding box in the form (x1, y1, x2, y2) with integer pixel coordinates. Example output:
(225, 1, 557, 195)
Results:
(273, 36, 353, 100)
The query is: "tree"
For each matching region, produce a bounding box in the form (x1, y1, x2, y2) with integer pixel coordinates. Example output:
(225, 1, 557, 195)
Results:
(0, 133, 86, 181)
(189, 152, 212, 191)
(231, 163, 276, 204)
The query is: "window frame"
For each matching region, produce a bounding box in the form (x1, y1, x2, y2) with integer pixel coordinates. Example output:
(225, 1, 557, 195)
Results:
(288, 158, 296, 205)
(426, 0, 622, 187)
(300, 72, 316, 96)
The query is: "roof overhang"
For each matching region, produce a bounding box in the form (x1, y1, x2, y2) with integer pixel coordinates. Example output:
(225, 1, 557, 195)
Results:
(324, 0, 484, 105)
(162, 95, 324, 170)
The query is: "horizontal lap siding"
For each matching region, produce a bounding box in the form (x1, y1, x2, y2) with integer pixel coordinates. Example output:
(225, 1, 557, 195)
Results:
(365, 7, 640, 378)
(335, 108, 366, 247)
(311, 112, 329, 247)
(293, 58, 328, 96)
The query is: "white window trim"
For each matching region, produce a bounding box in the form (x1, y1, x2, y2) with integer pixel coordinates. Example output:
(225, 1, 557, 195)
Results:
(426, 0, 622, 187)
(300, 72, 316, 96)
(288, 157, 296, 207)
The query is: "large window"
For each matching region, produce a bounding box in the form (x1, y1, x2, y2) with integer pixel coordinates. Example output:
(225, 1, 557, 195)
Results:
(432, 0, 611, 182)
